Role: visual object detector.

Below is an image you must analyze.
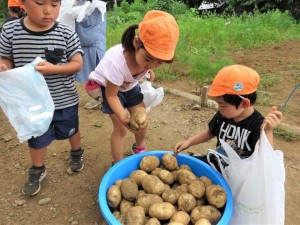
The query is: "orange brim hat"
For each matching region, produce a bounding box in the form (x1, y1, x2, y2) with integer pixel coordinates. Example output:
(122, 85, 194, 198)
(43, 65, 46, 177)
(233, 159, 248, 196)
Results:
(8, 0, 25, 9)
(207, 65, 260, 97)
(138, 10, 179, 61)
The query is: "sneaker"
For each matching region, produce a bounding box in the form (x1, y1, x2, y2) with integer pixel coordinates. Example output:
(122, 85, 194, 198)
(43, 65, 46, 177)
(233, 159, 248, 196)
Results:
(84, 99, 101, 110)
(22, 167, 47, 196)
(132, 143, 147, 154)
(69, 149, 84, 172)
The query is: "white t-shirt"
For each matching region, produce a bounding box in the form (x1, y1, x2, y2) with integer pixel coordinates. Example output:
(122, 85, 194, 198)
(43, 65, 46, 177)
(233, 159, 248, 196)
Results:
(89, 44, 148, 92)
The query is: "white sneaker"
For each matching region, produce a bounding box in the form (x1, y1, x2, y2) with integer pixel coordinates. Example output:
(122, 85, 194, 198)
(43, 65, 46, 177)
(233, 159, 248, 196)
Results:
(84, 99, 101, 110)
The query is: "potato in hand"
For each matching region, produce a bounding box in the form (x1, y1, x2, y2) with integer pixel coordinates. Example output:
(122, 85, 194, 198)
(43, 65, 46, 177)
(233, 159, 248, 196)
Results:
(129, 107, 148, 131)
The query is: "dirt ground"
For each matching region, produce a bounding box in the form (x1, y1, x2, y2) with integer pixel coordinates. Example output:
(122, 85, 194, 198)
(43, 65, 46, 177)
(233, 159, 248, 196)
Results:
(0, 40, 299, 225)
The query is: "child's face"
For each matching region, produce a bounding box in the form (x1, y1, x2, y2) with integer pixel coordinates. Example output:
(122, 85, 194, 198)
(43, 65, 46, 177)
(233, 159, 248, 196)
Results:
(135, 48, 164, 70)
(211, 96, 245, 119)
(22, 0, 60, 31)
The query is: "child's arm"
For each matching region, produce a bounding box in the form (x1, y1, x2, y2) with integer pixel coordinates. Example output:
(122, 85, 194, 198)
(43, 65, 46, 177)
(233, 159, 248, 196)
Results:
(174, 129, 214, 156)
(105, 80, 130, 126)
(0, 57, 13, 71)
(34, 53, 82, 75)
(263, 106, 282, 146)
(148, 69, 155, 81)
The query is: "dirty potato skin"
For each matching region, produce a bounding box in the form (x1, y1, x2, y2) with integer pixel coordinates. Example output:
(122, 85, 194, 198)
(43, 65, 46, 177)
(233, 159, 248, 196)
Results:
(125, 206, 145, 225)
(162, 153, 179, 171)
(120, 178, 139, 201)
(107, 185, 122, 209)
(149, 202, 176, 220)
(205, 184, 227, 208)
(140, 156, 160, 172)
(129, 107, 148, 131)
(190, 205, 221, 224)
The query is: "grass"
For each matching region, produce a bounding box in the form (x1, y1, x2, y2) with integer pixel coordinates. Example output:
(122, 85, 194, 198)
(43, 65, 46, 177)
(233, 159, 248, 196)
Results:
(107, 8, 300, 86)
(274, 128, 299, 141)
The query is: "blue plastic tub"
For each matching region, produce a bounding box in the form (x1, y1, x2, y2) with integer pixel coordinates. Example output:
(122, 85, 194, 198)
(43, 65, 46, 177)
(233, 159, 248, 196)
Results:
(99, 150, 233, 225)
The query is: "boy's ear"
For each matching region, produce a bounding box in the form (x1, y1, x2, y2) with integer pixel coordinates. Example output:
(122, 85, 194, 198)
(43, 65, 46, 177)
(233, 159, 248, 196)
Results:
(133, 36, 138, 49)
(242, 98, 251, 108)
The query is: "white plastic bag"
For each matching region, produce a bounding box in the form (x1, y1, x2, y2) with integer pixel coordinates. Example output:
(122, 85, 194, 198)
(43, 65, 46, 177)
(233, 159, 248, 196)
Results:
(140, 80, 164, 112)
(0, 57, 55, 142)
(212, 130, 285, 225)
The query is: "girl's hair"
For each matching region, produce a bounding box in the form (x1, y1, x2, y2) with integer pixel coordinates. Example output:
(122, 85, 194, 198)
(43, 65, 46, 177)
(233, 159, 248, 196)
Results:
(223, 92, 257, 108)
(9, 6, 26, 18)
(121, 24, 173, 63)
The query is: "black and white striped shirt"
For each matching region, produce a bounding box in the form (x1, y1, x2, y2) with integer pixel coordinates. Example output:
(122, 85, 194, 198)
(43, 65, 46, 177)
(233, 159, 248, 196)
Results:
(0, 18, 83, 109)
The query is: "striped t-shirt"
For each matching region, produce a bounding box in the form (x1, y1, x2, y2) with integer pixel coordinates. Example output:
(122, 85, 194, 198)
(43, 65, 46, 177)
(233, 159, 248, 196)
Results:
(0, 18, 83, 109)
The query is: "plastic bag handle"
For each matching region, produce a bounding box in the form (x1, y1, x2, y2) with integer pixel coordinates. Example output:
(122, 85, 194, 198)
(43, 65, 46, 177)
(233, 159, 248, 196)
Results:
(219, 139, 242, 162)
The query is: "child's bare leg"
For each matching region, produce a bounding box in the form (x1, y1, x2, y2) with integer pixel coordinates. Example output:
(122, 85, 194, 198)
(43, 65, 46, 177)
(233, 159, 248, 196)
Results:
(110, 114, 128, 163)
(29, 147, 47, 166)
(134, 127, 147, 148)
(68, 131, 81, 150)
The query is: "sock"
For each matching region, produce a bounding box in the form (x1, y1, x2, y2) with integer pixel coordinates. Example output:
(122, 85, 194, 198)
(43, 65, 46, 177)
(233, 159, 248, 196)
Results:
(32, 165, 45, 170)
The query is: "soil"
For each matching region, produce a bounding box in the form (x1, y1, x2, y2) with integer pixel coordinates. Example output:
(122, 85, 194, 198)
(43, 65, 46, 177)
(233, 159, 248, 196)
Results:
(0, 40, 299, 225)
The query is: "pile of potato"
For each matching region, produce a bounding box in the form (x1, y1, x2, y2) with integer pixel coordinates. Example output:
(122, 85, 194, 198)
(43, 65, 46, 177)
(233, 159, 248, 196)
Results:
(106, 153, 227, 225)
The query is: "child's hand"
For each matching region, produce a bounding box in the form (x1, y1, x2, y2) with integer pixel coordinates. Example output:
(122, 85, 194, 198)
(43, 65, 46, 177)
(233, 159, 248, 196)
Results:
(34, 61, 56, 75)
(147, 69, 155, 81)
(263, 106, 282, 131)
(0, 64, 9, 72)
(174, 141, 190, 156)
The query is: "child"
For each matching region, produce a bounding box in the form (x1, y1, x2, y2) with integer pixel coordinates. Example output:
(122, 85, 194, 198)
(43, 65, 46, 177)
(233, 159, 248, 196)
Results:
(174, 65, 282, 170)
(0, 0, 84, 196)
(0, 0, 26, 32)
(89, 10, 179, 163)
(73, 0, 107, 110)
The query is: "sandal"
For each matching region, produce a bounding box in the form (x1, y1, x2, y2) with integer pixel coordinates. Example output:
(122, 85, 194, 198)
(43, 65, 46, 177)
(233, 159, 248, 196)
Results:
(132, 143, 147, 154)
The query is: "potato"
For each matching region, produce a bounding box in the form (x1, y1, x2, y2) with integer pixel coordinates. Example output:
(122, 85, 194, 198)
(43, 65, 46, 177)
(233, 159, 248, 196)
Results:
(145, 217, 161, 225)
(172, 170, 179, 182)
(205, 184, 227, 208)
(129, 107, 148, 131)
(130, 169, 148, 186)
(179, 164, 191, 171)
(114, 179, 122, 187)
(136, 194, 163, 215)
(174, 183, 189, 194)
(149, 202, 176, 220)
(141, 175, 165, 195)
(188, 180, 206, 199)
(158, 169, 175, 185)
(140, 156, 160, 172)
(162, 189, 180, 204)
(177, 169, 197, 184)
(151, 167, 163, 176)
(120, 199, 134, 215)
(171, 211, 190, 225)
(177, 193, 197, 212)
(125, 206, 145, 225)
(120, 178, 138, 201)
(190, 205, 221, 224)
(107, 185, 122, 208)
(195, 218, 211, 225)
(167, 222, 185, 225)
(162, 153, 178, 171)
(199, 176, 213, 186)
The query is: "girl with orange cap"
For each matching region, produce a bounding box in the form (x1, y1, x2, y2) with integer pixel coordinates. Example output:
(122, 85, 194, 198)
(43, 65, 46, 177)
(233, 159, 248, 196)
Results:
(0, 0, 26, 32)
(88, 10, 180, 164)
(7, 0, 26, 21)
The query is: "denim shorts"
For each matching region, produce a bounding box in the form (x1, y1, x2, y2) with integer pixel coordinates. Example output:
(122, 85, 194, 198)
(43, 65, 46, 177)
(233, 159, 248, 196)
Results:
(101, 84, 143, 114)
(28, 104, 79, 149)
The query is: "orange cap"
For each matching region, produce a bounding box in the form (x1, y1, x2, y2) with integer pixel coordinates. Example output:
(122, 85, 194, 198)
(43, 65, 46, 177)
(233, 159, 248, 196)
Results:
(8, 0, 25, 9)
(207, 65, 260, 97)
(138, 10, 179, 61)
